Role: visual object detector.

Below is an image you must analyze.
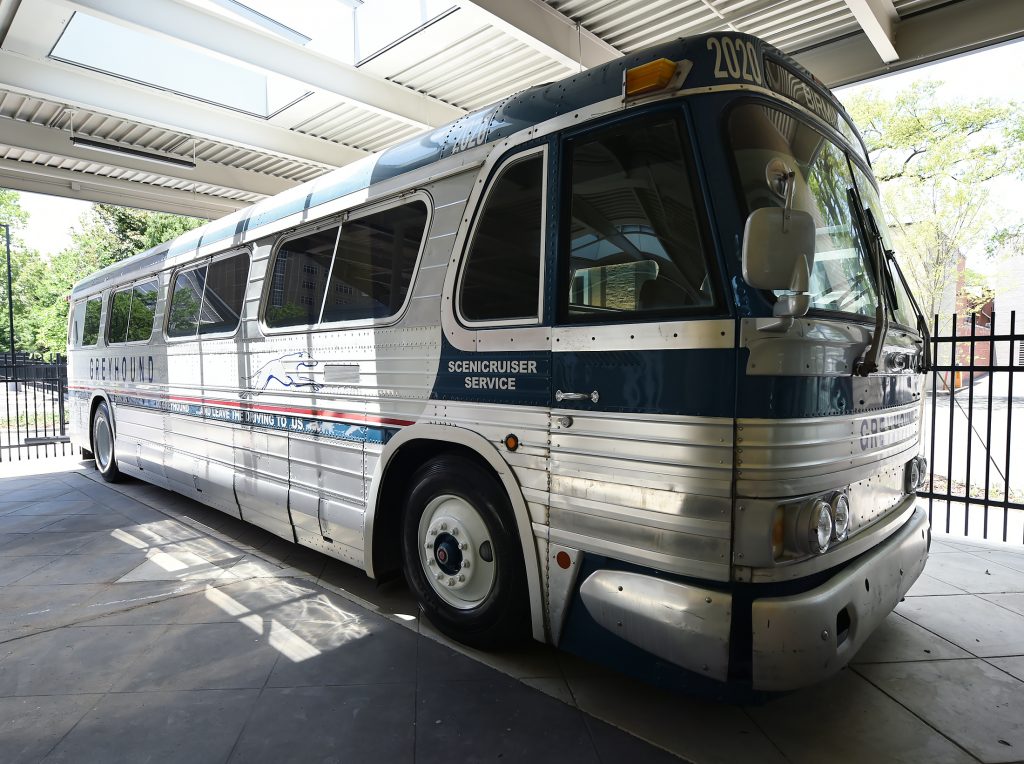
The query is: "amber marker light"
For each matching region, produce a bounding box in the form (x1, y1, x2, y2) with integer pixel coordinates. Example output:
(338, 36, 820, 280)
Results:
(624, 58, 677, 97)
(504, 434, 519, 451)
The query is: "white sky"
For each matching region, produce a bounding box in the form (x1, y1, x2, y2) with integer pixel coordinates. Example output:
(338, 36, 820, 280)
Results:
(7, 36, 1024, 259)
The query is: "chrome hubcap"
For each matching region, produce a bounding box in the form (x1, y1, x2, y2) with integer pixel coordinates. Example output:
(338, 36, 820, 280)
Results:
(418, 494, 495, 609)
(93, 413, 112, 470)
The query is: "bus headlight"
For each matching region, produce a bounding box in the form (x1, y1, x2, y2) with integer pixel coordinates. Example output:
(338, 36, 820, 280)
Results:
(830, 492, 851, 542)
(797, 499, 833, 555)
(906, 456, 927, 493)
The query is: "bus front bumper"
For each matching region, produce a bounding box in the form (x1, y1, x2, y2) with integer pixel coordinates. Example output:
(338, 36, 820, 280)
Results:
(578, 504, 929, 690)
(750, 503, 929, 690)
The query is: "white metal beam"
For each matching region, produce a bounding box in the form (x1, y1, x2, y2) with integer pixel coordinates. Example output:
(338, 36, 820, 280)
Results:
(0, 116, 298, 198)
(0, 157, 246, 218)
(797, 0, 1024, 86)
(843, 0, 900, 63)
(56, 0, 465, 130)
(0, 50, 361, 169)
(458, 0, 621, 71)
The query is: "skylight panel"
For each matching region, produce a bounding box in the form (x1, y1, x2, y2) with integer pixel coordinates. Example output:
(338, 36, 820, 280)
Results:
(51, 12, 311, 118)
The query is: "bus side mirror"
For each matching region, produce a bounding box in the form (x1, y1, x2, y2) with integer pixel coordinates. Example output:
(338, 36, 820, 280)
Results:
(742, 207, 816, 321)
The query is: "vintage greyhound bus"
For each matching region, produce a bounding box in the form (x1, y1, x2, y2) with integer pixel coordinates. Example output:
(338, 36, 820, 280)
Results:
(67, 32, 931, 691)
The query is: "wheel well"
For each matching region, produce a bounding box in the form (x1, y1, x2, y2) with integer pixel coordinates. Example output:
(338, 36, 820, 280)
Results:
(371, 440, 506, 580)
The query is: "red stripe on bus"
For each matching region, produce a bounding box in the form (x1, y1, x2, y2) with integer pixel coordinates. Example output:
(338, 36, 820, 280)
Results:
(68, 385, 414, 428)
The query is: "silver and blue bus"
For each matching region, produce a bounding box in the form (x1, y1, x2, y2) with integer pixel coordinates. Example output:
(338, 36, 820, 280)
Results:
(67, 33, 931, 691)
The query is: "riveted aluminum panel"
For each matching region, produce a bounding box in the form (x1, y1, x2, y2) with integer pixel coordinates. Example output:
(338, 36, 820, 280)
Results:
(736, 402, 922, 498)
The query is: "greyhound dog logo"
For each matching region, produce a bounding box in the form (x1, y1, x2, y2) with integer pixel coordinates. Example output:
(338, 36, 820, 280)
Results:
(242, 351, 323, 398)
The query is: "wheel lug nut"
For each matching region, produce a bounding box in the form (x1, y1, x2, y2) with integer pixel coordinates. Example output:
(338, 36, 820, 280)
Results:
(428, 559, 435, 566)
(425, 541, 434, 549)
(440, 523, 448, 531)
(462, 560, 470, 568)
(447, 577, 456, 586)
(436, 573, 443, 581)
(429, 529, 437, 536)
(460, 543, 468, 550)
(458, 574, 465, 582)
(451, 527, 459, 536)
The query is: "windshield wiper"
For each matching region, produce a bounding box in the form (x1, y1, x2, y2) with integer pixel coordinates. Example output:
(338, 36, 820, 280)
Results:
(847, 189, 889, 376)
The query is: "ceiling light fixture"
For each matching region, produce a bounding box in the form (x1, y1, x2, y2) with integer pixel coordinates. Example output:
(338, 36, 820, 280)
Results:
(69, 135, 197, 170)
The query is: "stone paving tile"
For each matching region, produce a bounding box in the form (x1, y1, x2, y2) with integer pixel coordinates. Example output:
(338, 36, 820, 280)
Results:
(0, 531, 97, 557)
(111, 622, 280, 692)
(34, 513, 140, 534)
(986, 656, 1024, 683)
(266, 608, 418, 687)
(852, 612, 972, 664)
(749, 670, 975, 764)
(416, 676, 603, 764)
(0, 555, 59, 585)
(84, 583, 241, 626)
(0, 515, 64, 534)
(924, 552, 1024, 594)
(13, 552, 147, 586)
(905, 572, 966, 596)
(228, 684, 416, 763)
(44, 689, 260, 764)
(897, 594, 1024, 657)
(980, 592, 1024, 618)
(0, 624, 168, 696)
(968, 550, 1024, 574)
(6, 499, 111, 516)
(565, 669, 785, 764)
(0, 583, 113, 631)
(859, 659, 1024, 764)
(0, 694, 102, 764)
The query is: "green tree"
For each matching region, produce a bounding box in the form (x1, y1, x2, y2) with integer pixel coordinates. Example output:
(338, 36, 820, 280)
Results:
(0, 189, 35, 354)
(10, 202, 205, 354)
(844, 82, 1024, 319)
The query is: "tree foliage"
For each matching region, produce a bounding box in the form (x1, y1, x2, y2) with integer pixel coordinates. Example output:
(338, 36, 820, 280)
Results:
(844, 82, 1024, 318)
(1, 197, 204, 355)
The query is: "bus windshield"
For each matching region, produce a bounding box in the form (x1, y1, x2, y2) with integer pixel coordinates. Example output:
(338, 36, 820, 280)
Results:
(729, 102, 879, 319)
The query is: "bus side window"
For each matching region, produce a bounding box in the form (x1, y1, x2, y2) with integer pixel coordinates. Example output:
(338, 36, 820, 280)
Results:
(323, 201, 427, 323)
(563, 116, 714, 320)
(266, 227, 339, 329)
(82, 297, 102, 346)
(107, 287, 132, 344)
(459, 153, 544, 323)
(69, 300, 87, 347)
(126, 280, 158, 342)
(168, 266, 207, 338)
(199, 253, 249, 335)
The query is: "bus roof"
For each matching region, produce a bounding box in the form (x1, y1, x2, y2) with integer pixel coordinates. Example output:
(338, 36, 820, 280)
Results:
(71, 32, 859, 298)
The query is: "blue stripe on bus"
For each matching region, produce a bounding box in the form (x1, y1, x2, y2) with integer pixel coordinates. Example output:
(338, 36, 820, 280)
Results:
(108, 393, 396, 445)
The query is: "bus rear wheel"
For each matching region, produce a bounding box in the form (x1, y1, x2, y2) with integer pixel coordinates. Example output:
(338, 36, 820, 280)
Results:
(401, 454, 528, 648)
(91, 401, 120, 483)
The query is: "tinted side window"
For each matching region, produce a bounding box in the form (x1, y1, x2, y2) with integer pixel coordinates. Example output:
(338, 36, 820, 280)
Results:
(266, 227, 339, 328)
(322, 202, 427, 323)
(107, 288, 132, 343)
(168, 267, 206, 338)
(82, 297, 102, 346)
(200, 253, 248, 335)
(564, 118, 714, 319)
(126, 281, 158, 342)
(460, 155, 543, 322)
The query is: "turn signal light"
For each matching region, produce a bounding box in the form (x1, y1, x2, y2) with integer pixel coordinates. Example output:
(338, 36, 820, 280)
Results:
(624, 58, 677, 97)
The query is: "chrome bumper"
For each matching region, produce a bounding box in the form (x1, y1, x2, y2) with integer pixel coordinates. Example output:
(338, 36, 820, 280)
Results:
(750, 503, 929, 690)
(577, 502, 929, 690)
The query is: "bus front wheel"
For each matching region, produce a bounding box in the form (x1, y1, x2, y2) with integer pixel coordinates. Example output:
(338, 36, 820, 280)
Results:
(401, 454, 528, 648)
(91, 401, 121, 483)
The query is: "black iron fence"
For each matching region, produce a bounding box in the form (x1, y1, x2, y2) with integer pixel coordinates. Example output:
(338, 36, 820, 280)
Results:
(921, 311, 1024, 543)
(0, 351, 71, 461)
